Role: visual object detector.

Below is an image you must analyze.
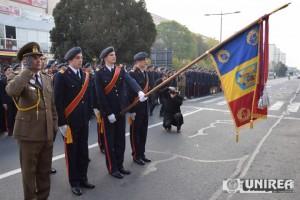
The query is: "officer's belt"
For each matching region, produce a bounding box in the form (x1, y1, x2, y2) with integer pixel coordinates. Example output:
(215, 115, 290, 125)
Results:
(104, 66, 121, 95)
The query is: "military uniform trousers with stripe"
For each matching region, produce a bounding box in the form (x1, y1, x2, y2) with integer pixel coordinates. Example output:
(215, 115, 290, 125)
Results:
(102, 115, 126, 173)
(130, 111, 148, 160)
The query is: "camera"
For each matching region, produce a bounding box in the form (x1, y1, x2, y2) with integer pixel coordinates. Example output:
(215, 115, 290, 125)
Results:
(169, 90, 179, 95)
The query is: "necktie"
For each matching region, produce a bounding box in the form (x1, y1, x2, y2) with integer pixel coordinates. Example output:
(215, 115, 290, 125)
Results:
(76, 70, 81, 79)
(35, 74, 42, 88)
(111, 67, 114, 73)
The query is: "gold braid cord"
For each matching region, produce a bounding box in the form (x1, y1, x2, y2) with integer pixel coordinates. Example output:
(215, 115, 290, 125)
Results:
(13, 89, 41, 120)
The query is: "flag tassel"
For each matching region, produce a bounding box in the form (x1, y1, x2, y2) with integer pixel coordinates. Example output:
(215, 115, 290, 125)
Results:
(235, 131, 239, 143)
(250, 119, 254, 129)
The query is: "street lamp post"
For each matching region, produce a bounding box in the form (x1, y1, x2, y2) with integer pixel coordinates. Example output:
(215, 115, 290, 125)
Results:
(204, 11, 240, 42)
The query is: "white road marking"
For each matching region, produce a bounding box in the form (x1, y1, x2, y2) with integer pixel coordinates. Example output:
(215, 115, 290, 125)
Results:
(210, 155, 249, 200)
(189, 120, 233, 138)
(0, 108, 204, 180)
(269, 101, 285, 111)
(216, 100, 227, 105)
(201, 96, 225, 104)
(239, 84, 300, 179)
(187, 95, 213, 102)
(287, 102, 300, 113)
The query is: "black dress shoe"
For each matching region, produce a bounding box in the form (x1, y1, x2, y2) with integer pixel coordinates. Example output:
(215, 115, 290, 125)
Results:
(80, 181, 95, 189)
(142, 156, 151, 162)
(50, 168, 56, 174)
(133, 158, 145, 165)
(72, 186, 82, 196)
(177, 127, 181, 133)
(110, 171, 124, 179)
(118, 168, 131, 175)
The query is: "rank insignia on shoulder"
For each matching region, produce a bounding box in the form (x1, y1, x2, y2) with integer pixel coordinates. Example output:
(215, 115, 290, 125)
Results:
(96, 68, 100, 72)
(59, 69, 64, 73)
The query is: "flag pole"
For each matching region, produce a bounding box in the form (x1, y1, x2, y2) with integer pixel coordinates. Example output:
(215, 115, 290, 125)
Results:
(119, 2, 290, 116)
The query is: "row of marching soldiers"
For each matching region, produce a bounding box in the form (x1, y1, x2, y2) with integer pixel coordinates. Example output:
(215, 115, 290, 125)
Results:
(3, 42, 162, 199)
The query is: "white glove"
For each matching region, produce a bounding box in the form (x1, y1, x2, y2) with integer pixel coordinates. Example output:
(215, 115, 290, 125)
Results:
(129, 113, 136, 121)
(108, 114, 116, 123)
(59, 125, 67, 137)
(138, 91, 148, 102)
(93, 108, 99, 116)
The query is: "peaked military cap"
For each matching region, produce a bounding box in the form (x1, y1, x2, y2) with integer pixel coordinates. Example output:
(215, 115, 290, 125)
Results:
(84, 62, 91, 68)
(99, 47, 114, 60)
(17, 42, 43, 61)
(12, 63, 20, 70)
(45, 64, 52, 69)
(4, 65, 12, 72)
(134, 52, 148, 61)
(57, 63, 67, 68)
(64, 47, 82, 61)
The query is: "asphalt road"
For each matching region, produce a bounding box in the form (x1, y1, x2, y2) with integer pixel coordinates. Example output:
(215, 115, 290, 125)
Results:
(0, 76, 299, 200)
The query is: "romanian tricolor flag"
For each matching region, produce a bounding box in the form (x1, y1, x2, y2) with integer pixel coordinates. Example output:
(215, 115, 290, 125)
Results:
(209, 16, 270, 141)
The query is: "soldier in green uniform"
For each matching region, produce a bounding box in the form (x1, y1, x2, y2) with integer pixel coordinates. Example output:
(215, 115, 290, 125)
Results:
(6, 42, 58, 200)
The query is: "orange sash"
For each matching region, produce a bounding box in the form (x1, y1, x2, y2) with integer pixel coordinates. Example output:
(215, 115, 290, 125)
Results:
(104, 66, 121, 95)
(64, 72, 90, 118)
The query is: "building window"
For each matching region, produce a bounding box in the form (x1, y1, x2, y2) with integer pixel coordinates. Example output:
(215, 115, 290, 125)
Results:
(5, 26, 17, 50)
(0, 24, 4, 49)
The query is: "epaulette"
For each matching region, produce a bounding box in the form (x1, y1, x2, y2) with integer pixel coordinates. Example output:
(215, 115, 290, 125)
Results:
(96, 68, 100, 72)
(59, 69, 64, 74)
(130, 69, 135, 73)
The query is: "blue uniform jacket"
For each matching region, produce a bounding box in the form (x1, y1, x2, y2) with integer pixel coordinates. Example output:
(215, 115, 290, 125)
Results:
(54, 67, 92, 127)
(128, 68, 149, 114)
(94, 66, 141, 117)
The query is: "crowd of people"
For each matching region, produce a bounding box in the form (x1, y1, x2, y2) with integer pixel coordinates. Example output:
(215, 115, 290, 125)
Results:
(0, 41, 221, 199)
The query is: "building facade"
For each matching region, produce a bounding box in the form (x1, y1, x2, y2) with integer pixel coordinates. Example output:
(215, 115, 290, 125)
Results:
(269, 44, 286, 69)
(0, 0, 56, 70)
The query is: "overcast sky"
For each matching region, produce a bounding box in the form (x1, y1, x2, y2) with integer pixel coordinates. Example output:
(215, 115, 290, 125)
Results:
(144, 0, 298, 69)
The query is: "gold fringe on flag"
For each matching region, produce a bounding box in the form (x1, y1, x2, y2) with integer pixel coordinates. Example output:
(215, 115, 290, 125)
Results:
(236, 131, 239, 143)
(250, 119, 254, 129)
(128, 117, 133, 125)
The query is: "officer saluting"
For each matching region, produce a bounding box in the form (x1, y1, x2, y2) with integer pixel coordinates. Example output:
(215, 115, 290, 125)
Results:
(54, 47, 95, 196)
(94, 47, 147, 179)
(128, 52, 151, 165)
(6, 42, 58, 200)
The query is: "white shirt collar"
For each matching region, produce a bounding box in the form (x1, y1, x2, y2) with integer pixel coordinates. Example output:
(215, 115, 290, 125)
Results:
(106, 65, 114, 72)
(69, 65, 79, 74)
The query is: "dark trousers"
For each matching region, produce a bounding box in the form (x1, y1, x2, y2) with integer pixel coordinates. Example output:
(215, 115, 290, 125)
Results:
(64, 126, 89, 187)
(97, 122, 105, 152)
(149, 94, 158, 115)
(163, 112, 183, 130)
(186, 83, 193, 98)
(0, 104, 5, 132)
(129, 112, 148, 160)
(6, 103, 17, 135)
(103, 115, 126, 173)
(18, 140, 53, 200)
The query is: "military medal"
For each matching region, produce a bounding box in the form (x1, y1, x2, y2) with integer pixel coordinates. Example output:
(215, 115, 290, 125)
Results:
(30, 79, 36, 84)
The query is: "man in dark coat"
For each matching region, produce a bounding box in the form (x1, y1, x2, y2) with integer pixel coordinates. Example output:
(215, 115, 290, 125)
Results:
(162, 87, 184, 133)
(94, 47, 147, 179)
(0, 65, 15, 136)
(128, 52, 151, 165)
(54, 47, 95, 196)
